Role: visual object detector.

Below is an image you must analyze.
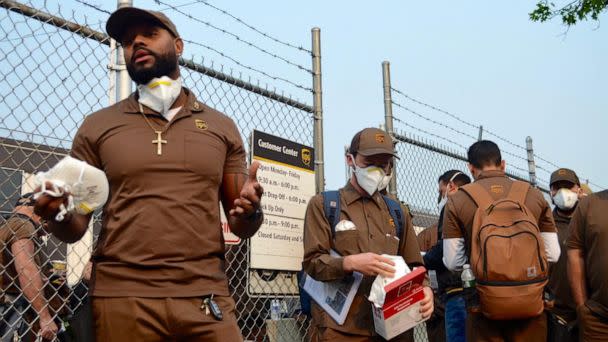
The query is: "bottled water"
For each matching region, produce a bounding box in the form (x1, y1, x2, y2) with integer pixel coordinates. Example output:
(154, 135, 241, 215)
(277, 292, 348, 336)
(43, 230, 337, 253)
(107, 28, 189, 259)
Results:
(461, 264, 479, 311)
(270, 299, 281, 320)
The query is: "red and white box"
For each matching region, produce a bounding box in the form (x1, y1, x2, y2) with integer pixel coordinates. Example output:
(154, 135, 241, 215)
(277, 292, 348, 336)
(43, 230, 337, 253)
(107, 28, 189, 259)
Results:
(372, 267, 429, 340)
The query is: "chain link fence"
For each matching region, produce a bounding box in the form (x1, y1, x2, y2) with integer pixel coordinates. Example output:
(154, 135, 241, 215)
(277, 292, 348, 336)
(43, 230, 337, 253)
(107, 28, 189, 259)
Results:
(0, 0, 321, 340)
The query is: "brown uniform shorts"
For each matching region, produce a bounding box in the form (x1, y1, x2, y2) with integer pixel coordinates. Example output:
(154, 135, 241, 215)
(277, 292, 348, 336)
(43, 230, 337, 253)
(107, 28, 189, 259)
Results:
(92, 295, 242, 342)
(578, 304, 608, 342)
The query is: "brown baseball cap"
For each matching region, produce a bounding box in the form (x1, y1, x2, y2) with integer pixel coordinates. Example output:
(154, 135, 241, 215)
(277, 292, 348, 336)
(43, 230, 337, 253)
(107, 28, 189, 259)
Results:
(106, 7, 180, 42)
(349, 128, 398, 158)
(550, 168, 580, 187)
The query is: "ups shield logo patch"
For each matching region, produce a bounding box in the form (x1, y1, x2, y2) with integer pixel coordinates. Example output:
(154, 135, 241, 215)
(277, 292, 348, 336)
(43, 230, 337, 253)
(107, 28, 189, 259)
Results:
(490, 185, 504, 194)
(375, 133, 385, 143)
(301, 148, 312, 167)
(195, 119, 208, 130)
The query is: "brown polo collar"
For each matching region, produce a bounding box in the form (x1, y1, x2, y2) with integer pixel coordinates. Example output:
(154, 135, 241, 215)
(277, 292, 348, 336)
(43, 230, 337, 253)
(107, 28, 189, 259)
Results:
(342, 181, 383, 208)
(120, 87, 205, 118)
(476, 169, 507, 180)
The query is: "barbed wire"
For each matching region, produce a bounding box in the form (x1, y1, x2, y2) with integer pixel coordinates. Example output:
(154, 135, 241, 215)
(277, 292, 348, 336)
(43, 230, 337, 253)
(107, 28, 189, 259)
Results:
(391, 100, 478, 141)
(536, 164, 553, 174)
(393, 116, 469, 151)
(393, 116, 530, 177)
(66, 0, 312, 91)
(392, 98, 531, 168)
(153, 0, 313, 74)
(0, 30, 56, 42)
(391, 87, 479, 131)
(535, 155, 606, 190)
(390, 88, 530, 152)
(74, 0, 111, 15)
(588, 181, 606, 190)
(389, 87, 608, 187)
(180, 0, 312, 54)
(158, 0, 200, 11)
(501, 148, 529, 163)
(182, 38, 312, 92)
(534, 153, 561, 169)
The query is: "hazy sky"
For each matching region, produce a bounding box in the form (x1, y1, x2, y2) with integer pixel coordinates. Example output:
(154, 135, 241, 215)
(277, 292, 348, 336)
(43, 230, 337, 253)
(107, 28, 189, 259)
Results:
(17, 0, 608, 191)
(150, 0, 607, 190)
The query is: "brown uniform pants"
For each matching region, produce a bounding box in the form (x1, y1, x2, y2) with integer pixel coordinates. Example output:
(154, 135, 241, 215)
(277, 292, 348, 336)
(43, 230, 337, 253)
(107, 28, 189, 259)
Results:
(578, 304, 608, 342)
(467, 312, 547, 342)
(92, 296, 242, 342)
(310, 325, 414, 342)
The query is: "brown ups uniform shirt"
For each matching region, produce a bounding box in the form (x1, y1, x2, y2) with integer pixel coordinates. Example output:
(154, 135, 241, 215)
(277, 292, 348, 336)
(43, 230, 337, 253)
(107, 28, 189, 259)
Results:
(302, 182, 424, 337)
(70, 88, 247, 298)
(417, 224, 438, 253)
(547, 209, 576, 322)
(567, 190, 608, 319)
(443, 170, 557, 258)
(0, 216, 41, 295)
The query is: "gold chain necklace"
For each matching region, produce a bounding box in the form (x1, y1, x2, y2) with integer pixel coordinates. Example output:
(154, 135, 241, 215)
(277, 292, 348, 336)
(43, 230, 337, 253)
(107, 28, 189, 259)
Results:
(138, 103, 169, 155)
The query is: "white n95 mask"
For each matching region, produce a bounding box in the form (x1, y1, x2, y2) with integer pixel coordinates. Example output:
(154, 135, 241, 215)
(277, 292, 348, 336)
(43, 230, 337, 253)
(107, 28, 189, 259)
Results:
(553, 188, 578, 211)
(437, 172, 462, 212)
(137, 76, 182, 115)
(34, 156, 109, 221)
(349, 155, 386, 196)
(378, 173, 393, 192)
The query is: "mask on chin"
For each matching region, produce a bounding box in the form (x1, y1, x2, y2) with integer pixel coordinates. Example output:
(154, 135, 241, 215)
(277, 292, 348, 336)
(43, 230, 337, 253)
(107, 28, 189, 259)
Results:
(553, 188, 578, 211)
(137, 76, 182, 115)
(349, 154, 386, 196)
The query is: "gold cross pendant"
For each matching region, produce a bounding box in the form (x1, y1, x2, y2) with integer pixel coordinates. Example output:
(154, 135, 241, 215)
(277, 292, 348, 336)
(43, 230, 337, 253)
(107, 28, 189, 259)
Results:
(152, 131, 167, 155)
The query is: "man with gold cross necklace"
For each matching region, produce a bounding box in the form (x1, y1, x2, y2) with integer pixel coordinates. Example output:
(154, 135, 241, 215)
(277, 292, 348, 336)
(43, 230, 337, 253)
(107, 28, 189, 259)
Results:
(33, 7, 264, 341)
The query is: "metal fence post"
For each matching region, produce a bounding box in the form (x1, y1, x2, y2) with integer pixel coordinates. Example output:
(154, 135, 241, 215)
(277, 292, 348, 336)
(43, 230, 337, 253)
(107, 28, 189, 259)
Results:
(115, 0, 133, 101)
(108, 39, 117, 105)
(312, 27, 324, 193)
(382, 61, 398, 198)
(526, 136, 537, 187)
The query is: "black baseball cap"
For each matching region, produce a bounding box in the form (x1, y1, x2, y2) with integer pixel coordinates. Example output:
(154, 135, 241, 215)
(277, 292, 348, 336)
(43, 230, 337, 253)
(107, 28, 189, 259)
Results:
(106, 7, 180, 42)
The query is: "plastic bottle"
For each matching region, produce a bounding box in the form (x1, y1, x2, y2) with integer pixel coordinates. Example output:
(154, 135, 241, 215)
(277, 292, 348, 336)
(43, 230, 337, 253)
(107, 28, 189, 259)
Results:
(270, 299, 281, 320)
(461, 264, 479, 311)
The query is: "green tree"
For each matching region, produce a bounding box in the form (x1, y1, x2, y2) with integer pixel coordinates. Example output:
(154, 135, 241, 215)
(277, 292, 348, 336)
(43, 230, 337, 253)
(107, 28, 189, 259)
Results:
(530, 0, 608, 26)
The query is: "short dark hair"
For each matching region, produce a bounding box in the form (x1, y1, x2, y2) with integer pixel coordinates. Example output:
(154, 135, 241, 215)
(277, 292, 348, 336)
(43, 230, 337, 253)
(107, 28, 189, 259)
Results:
(348, 131, 362, 156)
(467, 140, 502, 169)
(438, 170, 471, 187)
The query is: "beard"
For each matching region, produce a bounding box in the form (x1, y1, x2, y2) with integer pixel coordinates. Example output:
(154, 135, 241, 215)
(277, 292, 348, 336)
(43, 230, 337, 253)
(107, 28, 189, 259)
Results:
(127, 47, 179, 85)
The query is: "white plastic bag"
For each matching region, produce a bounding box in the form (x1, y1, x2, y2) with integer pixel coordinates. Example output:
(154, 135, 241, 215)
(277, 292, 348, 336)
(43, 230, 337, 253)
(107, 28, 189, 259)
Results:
(34, 156, 109, 221)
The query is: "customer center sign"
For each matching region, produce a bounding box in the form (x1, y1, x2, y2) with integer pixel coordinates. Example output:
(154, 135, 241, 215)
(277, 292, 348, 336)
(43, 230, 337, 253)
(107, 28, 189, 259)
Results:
(250, 130, 315, 271)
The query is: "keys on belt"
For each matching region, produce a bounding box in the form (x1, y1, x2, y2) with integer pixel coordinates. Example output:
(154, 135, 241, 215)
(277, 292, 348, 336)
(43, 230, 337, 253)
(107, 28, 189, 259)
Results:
(201, 294, 223, 321)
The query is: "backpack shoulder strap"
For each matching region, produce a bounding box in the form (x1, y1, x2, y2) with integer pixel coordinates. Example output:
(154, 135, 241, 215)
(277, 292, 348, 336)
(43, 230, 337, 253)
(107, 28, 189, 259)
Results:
(507, 181, 530, 204)
(322, 191, 341, 238)
(460, 183, 494, 210)
(382, 195, 405, 239)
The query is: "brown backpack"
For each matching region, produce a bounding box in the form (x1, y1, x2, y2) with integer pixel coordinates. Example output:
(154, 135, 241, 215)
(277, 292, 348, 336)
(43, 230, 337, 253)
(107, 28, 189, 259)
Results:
(462, 180, 548, 320)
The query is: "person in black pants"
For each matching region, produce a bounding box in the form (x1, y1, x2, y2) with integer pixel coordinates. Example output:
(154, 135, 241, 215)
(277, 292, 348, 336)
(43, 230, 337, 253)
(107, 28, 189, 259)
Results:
(424, 170, 470, 342)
